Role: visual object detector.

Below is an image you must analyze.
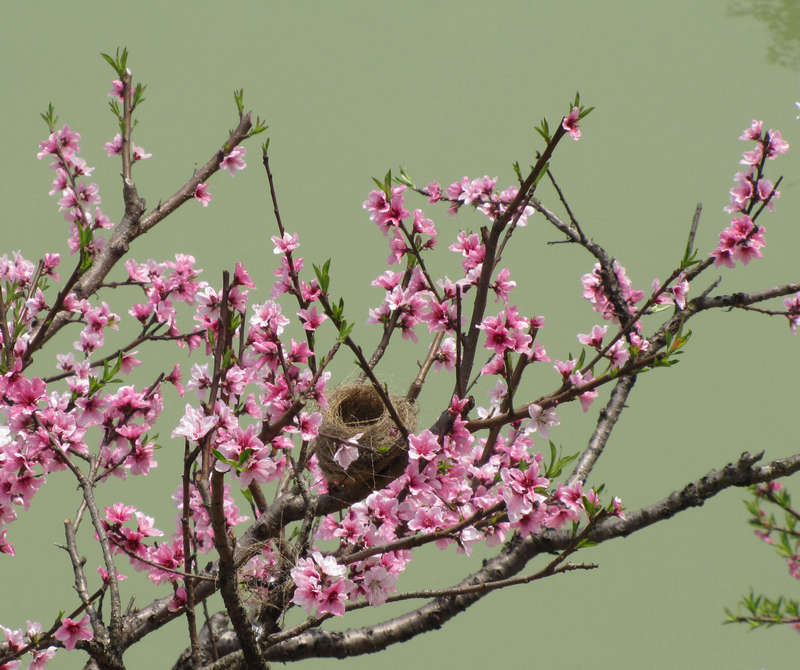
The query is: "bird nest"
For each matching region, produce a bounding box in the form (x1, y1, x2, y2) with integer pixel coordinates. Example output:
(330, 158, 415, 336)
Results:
(313, 383, 417, 491)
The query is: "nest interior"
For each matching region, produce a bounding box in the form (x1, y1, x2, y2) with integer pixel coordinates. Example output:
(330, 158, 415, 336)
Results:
(313, 383, 417, 489)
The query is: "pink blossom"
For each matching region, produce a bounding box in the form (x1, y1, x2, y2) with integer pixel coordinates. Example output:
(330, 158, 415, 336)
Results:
(425, 181, 442, 202)
(297, 412, 323, 441)
(766, 129, 789, 158)
(221, 145, 247, 175)
(171, 404, 218, 441)
(193, 183, 212, 207)
(104, 502, 137, 525)
(407, 505, 444, 533)
(553, 358, 577, 381)
(492, 268, 516, 304)
(570, 370, 598, 412)
(740, 143, 763, 166)
(433, 336, 456, 371)
(132, 144, 151, 161)
(408, 430, 440, 461)
(756, 177, 779, 211)
(577, 324, 607, 349)
(316, 579, 351, 617)
(168, 587, 188, 613)
(362, 565, 397, 605)
(271, 231, 300, 254)
(412, 209, 436, 236)
(29, 646, 57, 669)
(606, 339, 630, 369)
(458, 526, 483, 556)
(104, 134, 123, 156)
(97, 565, 127, 584)
(527, 403, 560, 440)
(0, 529, 15, 556)
(671, 275, 689, 310)
(333, 433, 362, 470)
(562, 107, 581, 140)
(291, 559, 321, 613)
(53, 615, 92, 650)
(125, 439, 157, 476)
(297, 305, 327, 331)
(739, 119, 763, 141)
(333, 443, 360, 470)
(784, 292, 800, 334)
(109, 79, 124, 101)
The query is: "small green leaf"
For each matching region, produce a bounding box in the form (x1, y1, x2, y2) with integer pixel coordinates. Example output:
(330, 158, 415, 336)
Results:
(233, 88, 244, 116)
(39, 103, 58, 131)
(396, 168, 416, 189)
(132, 83, 147, 107)
(312, 259, 331, 294)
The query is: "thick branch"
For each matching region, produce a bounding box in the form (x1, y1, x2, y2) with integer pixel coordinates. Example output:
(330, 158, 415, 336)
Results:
(251, 450, 800, 662)
(568, 374, 637, 485)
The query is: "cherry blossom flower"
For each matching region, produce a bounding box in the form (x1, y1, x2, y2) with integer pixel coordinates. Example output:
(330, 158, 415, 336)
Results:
(577, 324, 607, 349)
(271, 231, 300, 254)
(53, 615, 92, 651)
(132, 144, 151, 161)
(333, 433, 363, 470)
(220, 145, 246, 175)
(193, 183, 212, 207)
(362, 565, 397, 605)
(527, 404, 560, 440)
(671, 274, 689, 310)
(297, 305, 327, 331)
(104, 134, 123, 156)
(408, 430, 440, 461)
(171, 404, 218, 441)
(562, 106, 581, 140)
(109, 79, 124, 101)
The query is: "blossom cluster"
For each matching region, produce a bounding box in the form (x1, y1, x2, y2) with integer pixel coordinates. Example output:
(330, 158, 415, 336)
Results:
(712, 120, 788, 268)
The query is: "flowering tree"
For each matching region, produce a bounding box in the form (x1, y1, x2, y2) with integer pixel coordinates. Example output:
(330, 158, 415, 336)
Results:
(1, 49, 799, 670)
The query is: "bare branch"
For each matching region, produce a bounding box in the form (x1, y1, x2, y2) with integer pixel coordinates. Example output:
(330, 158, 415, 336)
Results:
(569, 374, 637, 485)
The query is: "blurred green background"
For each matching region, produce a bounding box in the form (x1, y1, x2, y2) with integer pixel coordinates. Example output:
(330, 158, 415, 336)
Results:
(2, 1, 800, 668)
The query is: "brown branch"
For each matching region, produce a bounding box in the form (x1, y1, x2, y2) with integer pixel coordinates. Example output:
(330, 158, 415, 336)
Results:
(249, 450, 800, 662)
(458, 126, 567, 390)
(568, 374, 637, 485)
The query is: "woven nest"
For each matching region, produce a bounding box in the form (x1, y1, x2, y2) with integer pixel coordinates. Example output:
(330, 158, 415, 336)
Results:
(313, 383, 417, 491)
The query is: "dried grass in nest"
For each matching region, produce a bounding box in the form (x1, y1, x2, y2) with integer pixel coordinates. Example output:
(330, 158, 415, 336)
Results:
(313, 383, 417, 491)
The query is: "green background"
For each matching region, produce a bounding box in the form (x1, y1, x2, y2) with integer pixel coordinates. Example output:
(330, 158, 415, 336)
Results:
(2, 1, 800, 668)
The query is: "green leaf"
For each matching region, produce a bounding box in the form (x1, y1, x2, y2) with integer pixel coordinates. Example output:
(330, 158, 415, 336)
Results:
(396, 168, 416, 189)
(338, 321, 354, 343)
(100, 47, 129, 78)
(236, 448, 253, 468)
(233, 88, 244, 116)
(39, 103, 58, 131)
(132, 83, 147, 107)
(312, 259, 331, 294)
(534, 118, 551, 143)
